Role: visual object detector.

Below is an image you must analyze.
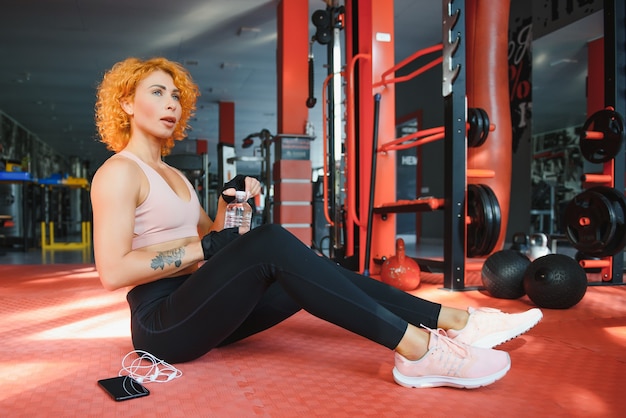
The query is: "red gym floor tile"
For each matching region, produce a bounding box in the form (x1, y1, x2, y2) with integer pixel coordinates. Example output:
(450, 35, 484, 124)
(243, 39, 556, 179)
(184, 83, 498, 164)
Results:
(1, 264, 625, 417)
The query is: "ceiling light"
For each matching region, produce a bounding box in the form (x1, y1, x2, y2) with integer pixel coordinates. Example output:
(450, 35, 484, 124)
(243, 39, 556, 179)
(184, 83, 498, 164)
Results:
(549, 58, 578, 67)
(237, 27, 261, 36)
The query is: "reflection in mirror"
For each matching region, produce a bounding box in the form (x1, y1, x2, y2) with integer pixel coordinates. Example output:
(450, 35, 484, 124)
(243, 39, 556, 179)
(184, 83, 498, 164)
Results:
(530, 11, 603, 235)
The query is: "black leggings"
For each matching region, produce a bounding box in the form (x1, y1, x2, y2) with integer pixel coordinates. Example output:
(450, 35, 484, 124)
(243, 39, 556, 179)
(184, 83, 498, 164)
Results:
(126, 224, 441, 363)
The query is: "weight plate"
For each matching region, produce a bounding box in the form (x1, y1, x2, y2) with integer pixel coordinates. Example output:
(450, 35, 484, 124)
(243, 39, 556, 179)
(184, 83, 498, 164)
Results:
(467, 184, 501, 257)
(564, 189, 617, 255)
(467, 108, 489, 148)
(580, 109, 624, 163)
(466, 184, 486, 257)
(477, 108, 490, 146)
(479, 184, 501, 255)
(589, 186, 626, 257)
(467, 108, 482, 147)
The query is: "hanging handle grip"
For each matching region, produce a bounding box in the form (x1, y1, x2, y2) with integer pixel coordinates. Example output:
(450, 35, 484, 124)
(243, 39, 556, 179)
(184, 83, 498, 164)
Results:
(306, 55, 317, 108)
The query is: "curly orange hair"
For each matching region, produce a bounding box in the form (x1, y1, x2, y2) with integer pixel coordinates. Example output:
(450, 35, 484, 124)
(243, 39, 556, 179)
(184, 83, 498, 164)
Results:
(95, 57, 200, 156)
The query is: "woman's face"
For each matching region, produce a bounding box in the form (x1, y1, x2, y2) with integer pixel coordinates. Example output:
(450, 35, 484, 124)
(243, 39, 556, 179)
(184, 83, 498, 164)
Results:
(123, 70, 182, 141)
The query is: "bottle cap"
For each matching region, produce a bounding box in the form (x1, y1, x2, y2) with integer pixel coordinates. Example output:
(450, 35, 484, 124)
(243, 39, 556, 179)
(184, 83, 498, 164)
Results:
(235, 190, 247, 201)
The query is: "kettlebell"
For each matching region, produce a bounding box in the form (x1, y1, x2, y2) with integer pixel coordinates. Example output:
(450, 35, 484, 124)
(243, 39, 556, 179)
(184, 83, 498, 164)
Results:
(381, 238, 421, 291)
(510, 232, 530, 254)
(528, 233, 551, 261)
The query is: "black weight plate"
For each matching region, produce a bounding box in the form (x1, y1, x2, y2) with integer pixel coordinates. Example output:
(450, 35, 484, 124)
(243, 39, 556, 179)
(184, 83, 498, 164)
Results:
(564, 189, 617, 255)
(478, 184, 501, 255)
(590, 186, 626, 256)
(477, 108, 490, 147)
(467, 108, 490, 148)
(466, 184, 501, 257)
(580, 109, 624, 163)
(467, 108, 483, 147)
(467, 184, 487, 257)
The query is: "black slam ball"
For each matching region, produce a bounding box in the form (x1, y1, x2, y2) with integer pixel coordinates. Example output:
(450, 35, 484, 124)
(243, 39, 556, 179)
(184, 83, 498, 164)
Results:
(523, 254, 588, 309)
(481, 250, 531, 299)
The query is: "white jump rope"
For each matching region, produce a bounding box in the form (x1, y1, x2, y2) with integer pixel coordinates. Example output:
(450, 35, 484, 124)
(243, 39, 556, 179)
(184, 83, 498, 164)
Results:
(119, 350, 183, 383)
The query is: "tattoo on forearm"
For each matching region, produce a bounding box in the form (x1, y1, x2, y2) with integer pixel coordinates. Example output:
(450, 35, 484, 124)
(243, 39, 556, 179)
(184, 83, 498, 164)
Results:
(150, 247, 185, 270)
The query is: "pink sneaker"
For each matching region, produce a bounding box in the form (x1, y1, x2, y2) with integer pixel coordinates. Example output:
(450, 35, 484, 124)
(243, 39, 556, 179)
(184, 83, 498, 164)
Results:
(448, 307, 543, 348)
(392, 327, 511, 389)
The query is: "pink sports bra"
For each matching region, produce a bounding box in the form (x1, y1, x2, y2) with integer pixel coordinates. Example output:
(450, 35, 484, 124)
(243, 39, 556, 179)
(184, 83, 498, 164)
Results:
(118, 150, 200, 250)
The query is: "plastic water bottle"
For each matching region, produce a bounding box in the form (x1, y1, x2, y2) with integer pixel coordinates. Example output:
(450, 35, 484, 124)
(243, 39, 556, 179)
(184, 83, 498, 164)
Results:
(224, 191, 252, 230)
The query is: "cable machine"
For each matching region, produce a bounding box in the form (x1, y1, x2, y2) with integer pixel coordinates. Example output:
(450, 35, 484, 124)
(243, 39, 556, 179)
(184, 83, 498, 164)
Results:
(311, 0, 506, 289)
(312, 0, 624, 290)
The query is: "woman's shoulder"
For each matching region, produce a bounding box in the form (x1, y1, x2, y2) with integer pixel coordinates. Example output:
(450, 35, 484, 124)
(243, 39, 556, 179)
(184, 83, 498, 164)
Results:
(92, 153, 143, 188)
(98, 153, 141, 173)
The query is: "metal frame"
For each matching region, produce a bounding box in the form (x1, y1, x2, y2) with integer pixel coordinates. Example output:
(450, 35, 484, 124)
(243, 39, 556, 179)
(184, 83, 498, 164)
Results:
(442, 0, 468, 290)
(596, 0, 625, 284)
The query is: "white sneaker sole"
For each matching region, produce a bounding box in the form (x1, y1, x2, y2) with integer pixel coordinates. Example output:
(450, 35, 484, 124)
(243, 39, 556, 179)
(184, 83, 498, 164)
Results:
(392, 359, 511, 389)
(473, 308, 543, 348)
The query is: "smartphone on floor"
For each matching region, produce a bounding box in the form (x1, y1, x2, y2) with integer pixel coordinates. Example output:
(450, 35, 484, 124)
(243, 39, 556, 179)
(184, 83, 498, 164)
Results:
(98, 376, 150, 401)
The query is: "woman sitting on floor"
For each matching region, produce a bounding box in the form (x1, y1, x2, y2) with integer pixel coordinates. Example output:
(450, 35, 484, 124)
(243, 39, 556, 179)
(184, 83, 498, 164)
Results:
(90, 56, 542, 389)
